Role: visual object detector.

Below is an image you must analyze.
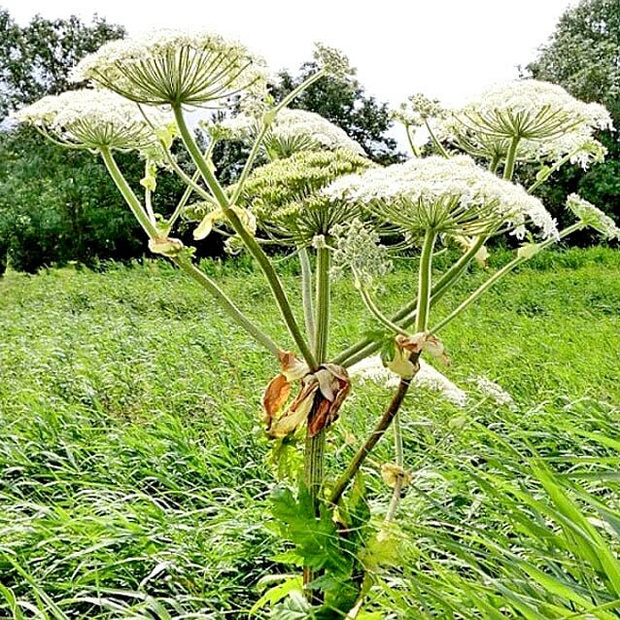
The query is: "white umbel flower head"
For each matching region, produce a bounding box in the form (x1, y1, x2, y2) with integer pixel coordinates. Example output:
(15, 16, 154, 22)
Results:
(459, 80, 612, 140)
(219, 108, 365, 159)
(566, 194, 620, 240)
(71, 30, 268, 108)
(437, 80, 612, 168)
(324, 155, 558, 240)
(13, 89, 171, 152)
(350, 355, 467, 408)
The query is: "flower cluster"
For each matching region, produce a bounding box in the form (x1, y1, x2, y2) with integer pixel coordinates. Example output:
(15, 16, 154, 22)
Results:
(458, 80, 612, 139)
(472, 376, 515, 409)
(436, 80, 612, 168)
(392, 93, 445, 128)
(13, 89, 171, 152)
(324, 155, 558, 240)
(71, 30, 269, 108)
(566, 194, 620, 240)
(233, 149, 373, 244)
(331, 219, 392, 290)
(312, 43, 354, 80)
(220, 108, 366, 158)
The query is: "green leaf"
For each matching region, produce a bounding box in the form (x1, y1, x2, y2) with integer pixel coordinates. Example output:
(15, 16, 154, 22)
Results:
(250, 576, 304, 614)
(271, 591, 314, 619)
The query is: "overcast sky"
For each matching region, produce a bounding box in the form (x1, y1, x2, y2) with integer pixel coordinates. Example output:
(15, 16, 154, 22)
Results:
(3, 0, 576, 109)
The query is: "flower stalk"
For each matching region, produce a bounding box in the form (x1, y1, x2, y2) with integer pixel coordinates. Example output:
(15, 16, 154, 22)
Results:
(174, 104, 318, 369)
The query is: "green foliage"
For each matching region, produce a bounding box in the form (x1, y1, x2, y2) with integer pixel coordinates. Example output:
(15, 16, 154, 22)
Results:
(0, 250, 618, 615)
(269, 483, 364, 613)
(527, 0, 620, 120)
(526, 0, 620, 231)
(0, 127, 145, 272)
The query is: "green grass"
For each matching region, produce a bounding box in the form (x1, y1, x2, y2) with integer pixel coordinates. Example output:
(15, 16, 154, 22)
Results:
(0, 247, 618, 618)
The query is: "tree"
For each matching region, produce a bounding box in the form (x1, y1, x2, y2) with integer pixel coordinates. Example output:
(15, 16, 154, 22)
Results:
(0, 11, 167, 273)
(0, 10, 125, 118)
(270, 61, 402, 164)
(527, 0, 620, 120)
(525, 0, 620, 235)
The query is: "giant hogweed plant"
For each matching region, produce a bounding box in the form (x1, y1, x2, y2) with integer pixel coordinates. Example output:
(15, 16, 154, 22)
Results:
(14, 29, 620, 618)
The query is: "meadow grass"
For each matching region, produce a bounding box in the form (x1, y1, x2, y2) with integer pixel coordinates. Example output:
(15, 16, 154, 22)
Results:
(0, 247, 618, 618)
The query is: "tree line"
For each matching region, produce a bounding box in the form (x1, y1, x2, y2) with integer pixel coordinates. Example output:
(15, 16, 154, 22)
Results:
(1, 0, 618, 274)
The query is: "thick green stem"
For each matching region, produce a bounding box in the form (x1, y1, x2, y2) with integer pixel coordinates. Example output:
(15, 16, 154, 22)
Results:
(301, 244, 332, 594)
(100, 148, 159, 239)
(302, 423, 326, 600)
(415, 230, 437, 332)
(299, 248, 316, 346)
(330, 377, 413, 506)
(333, 237, 485, 367)
(503, 135, 521, 181)
(314, 246, 331, 362)
(174, 106, 317, 369)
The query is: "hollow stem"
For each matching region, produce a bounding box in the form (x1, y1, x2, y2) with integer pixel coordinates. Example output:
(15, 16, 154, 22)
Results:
(330, 377, 412, 506)
(174, 105, 317, 369)
(302, 243, 331, 595)
(299, 247, 316, 346)
(314, 246, 331, 362)
(415, 230, 437, 332)
(503, 135, 521, 181)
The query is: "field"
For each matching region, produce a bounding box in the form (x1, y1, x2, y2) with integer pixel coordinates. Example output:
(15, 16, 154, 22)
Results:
(0, 247, 619, 618)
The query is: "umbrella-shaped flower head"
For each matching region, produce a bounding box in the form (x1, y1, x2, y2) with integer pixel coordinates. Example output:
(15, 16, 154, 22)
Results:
(71, 30, 268, 109)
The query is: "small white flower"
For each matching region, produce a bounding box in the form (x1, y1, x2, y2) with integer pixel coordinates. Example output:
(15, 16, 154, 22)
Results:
(350, 355, 467, 408)
(13, 89, 171, 152)
(71, 29, 268, 109)
(324, 155, 558, 240)
(566, 194, 620, 240)
(472, 376, 515, 408)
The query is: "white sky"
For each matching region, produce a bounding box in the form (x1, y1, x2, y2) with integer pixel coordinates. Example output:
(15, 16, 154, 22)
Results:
(3, 0, 575, 109)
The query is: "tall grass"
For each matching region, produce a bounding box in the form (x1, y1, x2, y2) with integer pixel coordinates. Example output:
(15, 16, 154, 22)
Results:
(0, 247, 618, 617)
